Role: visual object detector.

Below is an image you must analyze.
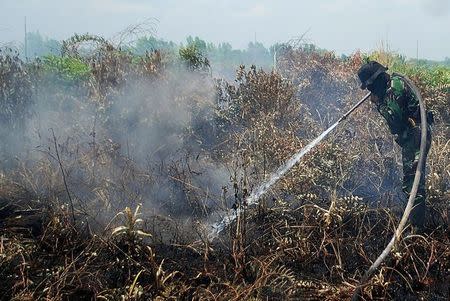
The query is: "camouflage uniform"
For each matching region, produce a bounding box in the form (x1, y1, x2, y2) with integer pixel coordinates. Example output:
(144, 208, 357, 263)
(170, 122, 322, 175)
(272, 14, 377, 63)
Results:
(376, 74, 432, 228)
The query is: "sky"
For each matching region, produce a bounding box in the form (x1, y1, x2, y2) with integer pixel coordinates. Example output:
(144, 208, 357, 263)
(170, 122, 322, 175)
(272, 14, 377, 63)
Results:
(0, 0, 449, 60)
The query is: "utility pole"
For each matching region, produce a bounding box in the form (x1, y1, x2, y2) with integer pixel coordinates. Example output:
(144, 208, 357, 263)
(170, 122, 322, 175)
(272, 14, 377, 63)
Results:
(24, 16, 28, 60)
(273, 49, 277, 71)
(416, 40, 419, 61)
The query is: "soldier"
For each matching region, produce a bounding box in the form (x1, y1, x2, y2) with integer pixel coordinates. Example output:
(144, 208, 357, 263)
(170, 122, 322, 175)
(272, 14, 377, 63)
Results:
(357, 61, 433, 232)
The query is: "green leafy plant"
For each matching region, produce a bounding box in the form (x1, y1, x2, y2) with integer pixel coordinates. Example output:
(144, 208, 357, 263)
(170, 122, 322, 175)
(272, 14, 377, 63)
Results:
(41, 55, 91, 82)
(179, 44, 210, 71)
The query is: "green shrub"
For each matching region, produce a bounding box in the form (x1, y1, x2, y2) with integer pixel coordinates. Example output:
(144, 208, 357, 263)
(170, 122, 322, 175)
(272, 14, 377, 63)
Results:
(179, 44, 209, 71)
(42, 55, 91, 83)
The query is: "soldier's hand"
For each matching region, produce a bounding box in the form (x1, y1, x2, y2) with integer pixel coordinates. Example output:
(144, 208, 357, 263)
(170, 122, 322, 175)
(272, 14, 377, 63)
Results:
(408, 117, 416, 128)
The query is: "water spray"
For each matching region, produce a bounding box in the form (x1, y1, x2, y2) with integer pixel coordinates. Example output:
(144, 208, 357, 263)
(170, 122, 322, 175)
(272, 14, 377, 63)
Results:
(211, 92, 372, 236)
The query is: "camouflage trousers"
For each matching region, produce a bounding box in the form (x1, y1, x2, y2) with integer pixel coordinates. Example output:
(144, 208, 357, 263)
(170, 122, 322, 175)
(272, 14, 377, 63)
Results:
(400, 125, 432, 229)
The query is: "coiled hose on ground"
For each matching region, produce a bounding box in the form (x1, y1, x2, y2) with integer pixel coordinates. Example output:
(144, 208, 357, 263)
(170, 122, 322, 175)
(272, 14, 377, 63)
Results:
(352, 76, 429, 300)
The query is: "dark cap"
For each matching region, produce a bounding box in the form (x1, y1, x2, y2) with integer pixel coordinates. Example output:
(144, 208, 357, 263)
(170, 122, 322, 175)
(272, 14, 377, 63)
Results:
(357, 61, 388, 89)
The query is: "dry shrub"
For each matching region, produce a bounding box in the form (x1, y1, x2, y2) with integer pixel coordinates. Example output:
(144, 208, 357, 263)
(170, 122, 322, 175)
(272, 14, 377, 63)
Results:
(0, 41, 448, 301)
(216, 65, 350, 202)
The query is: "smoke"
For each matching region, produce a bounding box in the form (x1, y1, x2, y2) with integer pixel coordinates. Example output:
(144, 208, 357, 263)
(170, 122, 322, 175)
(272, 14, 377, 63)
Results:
(0, 63, 230, 230)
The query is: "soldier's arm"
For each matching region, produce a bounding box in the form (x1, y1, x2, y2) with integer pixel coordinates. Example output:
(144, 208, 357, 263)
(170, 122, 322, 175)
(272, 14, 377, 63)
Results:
(392, 76, 420, 119)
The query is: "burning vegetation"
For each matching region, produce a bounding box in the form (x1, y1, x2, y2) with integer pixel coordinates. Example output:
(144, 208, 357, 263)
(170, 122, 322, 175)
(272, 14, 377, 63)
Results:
(0, 36, 449, 300)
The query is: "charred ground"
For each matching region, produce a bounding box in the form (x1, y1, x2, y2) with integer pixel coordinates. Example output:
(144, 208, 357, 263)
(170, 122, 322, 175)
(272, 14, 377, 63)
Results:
(0, 39, 449, 300)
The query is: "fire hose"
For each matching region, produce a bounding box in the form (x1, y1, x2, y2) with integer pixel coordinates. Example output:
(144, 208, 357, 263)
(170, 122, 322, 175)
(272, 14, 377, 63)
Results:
(351, 76, 428, 300)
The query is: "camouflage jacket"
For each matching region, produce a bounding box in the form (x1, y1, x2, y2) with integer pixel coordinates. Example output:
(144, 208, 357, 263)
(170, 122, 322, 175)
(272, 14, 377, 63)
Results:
(376, 74, 429, 145)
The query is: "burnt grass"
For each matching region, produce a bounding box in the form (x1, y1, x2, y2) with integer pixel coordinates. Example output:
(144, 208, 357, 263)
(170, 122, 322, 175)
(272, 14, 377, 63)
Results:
(0, 184, 449, 300)
(1, 45, 449, 300)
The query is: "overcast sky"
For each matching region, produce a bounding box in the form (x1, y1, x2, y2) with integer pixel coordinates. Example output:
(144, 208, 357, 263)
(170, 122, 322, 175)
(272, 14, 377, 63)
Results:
(0, 0, 449, 60)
